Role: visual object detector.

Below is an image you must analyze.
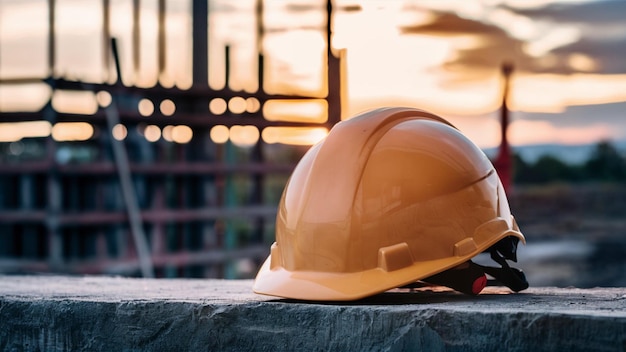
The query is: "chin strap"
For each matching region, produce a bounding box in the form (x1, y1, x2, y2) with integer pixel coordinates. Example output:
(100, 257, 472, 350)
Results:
(421, 261, 488, 295)
(420, 236, 529, 295)
(476, 246, 529, 293)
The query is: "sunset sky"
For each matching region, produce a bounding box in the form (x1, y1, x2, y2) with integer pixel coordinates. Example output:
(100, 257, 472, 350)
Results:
(1, 0, 626, 148)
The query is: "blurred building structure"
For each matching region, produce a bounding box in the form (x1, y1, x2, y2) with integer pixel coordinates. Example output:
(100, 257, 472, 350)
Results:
(0, 0, 344, 278)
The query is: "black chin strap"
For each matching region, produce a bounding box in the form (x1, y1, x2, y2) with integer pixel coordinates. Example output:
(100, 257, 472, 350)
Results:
(421, 261, 487, 295)
(419, 236, 529, 294)
(477, 243, 529, 292)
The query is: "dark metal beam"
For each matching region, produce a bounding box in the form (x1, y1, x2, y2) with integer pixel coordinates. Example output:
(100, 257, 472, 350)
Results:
(158, 0, 166, 77)
(48, 0, 56, 76)
(133, 0, 141, 76)
(192, 0, 208, 88)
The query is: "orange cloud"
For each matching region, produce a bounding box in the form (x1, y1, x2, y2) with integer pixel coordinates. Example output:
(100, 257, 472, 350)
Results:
(508, 119, 616, 146)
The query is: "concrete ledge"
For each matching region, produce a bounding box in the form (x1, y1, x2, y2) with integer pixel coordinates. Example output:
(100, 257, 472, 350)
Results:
(1, 276, 625, 351)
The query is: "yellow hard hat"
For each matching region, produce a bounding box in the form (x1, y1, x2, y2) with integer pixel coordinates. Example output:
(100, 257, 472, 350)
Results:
(253, 107, 527, 301)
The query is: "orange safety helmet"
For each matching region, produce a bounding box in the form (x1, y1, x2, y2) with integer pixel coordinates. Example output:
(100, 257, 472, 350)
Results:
(253, 107, 527, 300)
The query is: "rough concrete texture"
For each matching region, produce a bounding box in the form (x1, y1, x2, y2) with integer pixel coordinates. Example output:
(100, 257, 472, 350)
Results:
(1, 276, 625, 352)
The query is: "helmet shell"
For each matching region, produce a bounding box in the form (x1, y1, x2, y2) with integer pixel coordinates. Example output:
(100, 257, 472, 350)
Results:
(254, 107, 524, 300)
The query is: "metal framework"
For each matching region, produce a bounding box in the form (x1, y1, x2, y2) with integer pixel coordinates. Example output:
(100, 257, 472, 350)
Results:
(0, 0, 344, 278)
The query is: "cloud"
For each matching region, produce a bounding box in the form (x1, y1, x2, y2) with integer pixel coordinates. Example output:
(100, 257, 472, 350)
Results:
(400, 12, 507, 36)
(508, 0, 626, 74)
(398, 1, 626, 76)
(545, 35, 626, 74)
(399, 11, 559, 80)
(399, 11, 533, 85)
(507, 0, 626, 24)
(518, 101, 626, 128)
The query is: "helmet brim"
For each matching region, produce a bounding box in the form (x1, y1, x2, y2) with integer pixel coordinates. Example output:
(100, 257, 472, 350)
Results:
(253, 217, 524, 301)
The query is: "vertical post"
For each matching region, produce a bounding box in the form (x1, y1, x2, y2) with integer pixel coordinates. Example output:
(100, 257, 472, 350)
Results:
(151, 184, 165, 274)
(20, 175, 37, 258)
(48, 0, 56, 76)
(133, 0, 141, 81)
(224, 141, 237, 279)
(326, 0, 332, 58)
(45, 28, 60, 264)
(256, 0, 264, 94)
(200, 129, 218, 277)
(158, 0, 166, 80)
(192, 0, 208, 88)
(224, 45, 230, 90)
(44, 100, 63, 270)
(251, 141, 265, 245)
(103, 0, 111, 82)
(325, 0, 341, 125)
(256, 0, 264, 50)
(495, 62, 514, 192)
(257, 54, 265, 95)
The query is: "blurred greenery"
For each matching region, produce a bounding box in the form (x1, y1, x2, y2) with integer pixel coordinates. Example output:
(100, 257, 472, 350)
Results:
(514, 141, 626, 184)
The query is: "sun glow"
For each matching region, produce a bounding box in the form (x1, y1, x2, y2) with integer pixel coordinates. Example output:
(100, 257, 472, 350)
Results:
(51, 90, 99, 115)
(1, 0, 626, 148)
(262, 127, 328, 145)
(51, 122, 94, 142)
(0, 121, 52, 142)
(263, 100, 328, 123)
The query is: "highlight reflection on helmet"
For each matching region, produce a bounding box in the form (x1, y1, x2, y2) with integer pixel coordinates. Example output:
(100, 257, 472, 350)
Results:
(253, 107, 528, 301)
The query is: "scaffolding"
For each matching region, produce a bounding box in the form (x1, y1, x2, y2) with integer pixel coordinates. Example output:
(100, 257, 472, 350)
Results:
(0, 0, 344, 278)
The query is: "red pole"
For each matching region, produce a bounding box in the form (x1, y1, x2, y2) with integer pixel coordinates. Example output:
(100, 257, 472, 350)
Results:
(494, 62, 513, 192)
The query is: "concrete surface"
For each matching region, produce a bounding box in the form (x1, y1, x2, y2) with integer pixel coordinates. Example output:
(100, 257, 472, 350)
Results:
(1, 275, 625, 351)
